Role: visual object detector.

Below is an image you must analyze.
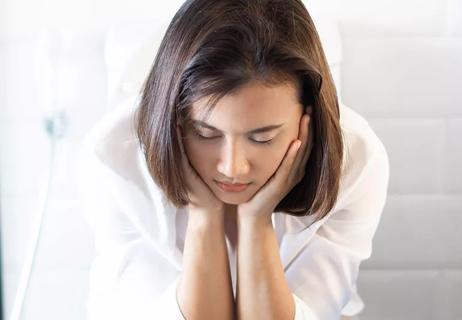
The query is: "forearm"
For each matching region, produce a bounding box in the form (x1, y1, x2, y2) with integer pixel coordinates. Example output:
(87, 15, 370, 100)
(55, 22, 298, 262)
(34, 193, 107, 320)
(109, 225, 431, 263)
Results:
(177, 211, 235, 320)
(236, 217, 295, 320)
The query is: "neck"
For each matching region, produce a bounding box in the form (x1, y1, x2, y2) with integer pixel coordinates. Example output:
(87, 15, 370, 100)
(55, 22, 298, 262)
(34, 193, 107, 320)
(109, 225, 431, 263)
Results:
(224, 204, 238, 216)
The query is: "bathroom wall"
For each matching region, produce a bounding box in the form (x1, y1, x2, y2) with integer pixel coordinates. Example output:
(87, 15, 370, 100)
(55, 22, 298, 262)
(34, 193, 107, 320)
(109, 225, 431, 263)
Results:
(1, 0, 461, 319)
(336, 1, 462, 319)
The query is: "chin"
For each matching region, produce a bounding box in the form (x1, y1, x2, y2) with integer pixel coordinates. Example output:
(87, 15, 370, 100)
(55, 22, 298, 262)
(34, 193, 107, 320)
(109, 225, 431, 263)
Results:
(212, 192, 244, 204)
(221, 200, 240, 205)
(221, 198, 246, 205)
(210, 188, 252, 205)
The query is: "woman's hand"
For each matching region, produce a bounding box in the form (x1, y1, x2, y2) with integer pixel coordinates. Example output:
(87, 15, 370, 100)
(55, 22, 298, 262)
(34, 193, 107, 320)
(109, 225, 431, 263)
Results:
(237, 107, 314, 226)
(177, 125, 225, 220)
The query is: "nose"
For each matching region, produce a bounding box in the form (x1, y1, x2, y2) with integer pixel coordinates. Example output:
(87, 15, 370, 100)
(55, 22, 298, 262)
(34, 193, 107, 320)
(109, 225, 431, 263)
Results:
(217, 139, 250, 181)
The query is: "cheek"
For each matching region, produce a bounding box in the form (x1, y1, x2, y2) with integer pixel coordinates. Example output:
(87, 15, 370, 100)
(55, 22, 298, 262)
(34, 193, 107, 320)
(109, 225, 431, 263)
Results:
(183, 139, 213, 173)
(255, 142, 290, 180)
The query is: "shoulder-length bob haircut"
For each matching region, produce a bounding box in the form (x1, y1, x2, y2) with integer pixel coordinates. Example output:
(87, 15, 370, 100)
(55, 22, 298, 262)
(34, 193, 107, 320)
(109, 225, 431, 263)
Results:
(135, 0, 344, 221)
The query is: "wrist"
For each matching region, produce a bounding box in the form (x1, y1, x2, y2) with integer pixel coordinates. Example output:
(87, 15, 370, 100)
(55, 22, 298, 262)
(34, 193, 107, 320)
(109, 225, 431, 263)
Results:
(188, 208, 225, 229)
(237, 213, 273, 231)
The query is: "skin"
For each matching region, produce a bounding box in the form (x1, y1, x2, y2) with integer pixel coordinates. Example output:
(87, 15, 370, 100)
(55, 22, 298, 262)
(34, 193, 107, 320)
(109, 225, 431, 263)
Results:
(176, 79, 314, 319)
(181, 79, 312, 211)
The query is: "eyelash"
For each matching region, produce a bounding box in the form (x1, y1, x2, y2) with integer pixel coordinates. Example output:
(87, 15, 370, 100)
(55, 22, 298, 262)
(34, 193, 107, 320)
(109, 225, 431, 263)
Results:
(192, 130, 273, 145)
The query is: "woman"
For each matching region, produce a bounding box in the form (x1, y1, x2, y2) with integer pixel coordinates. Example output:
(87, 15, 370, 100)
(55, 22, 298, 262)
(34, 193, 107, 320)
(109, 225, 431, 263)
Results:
(78, 0, 390, 319)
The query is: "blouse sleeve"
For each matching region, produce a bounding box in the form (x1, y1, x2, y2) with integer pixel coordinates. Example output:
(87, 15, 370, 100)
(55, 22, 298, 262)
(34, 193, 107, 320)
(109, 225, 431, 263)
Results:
(287, 140, 390, 320)
(77, 136, 187, 320)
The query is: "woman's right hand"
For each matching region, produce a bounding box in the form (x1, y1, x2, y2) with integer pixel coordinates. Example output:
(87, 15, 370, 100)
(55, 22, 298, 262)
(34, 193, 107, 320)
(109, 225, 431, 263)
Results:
(177, 125, 225, 221)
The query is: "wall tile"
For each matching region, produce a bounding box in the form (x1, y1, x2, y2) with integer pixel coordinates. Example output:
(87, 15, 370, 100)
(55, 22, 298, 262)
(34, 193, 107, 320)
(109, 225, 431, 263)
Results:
(447, 0, 462, 36)
(357, 269, 455, 320)
(2, 195, 44, 270)
(31, 195, 95, 269)
(444, 270, 462, 319)
(365, 118, 445, 194)
(363, 195, 462, 269)
(444, 119, 462, 193)
(337, 0, 446, 38)
(341, 38, 462, 118)
(2, 39, 42, 119)
(1, 117, 51, 197)
(1, 37, 107, 131)
(302, 0, 341, 19)
(2, 184, 95, 271)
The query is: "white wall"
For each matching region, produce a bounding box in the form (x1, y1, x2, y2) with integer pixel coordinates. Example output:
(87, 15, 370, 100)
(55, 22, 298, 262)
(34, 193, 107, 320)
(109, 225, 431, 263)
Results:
(337, 1, 462, 319)
(0, 0, 185, 39)
(1, 0, 461, 319)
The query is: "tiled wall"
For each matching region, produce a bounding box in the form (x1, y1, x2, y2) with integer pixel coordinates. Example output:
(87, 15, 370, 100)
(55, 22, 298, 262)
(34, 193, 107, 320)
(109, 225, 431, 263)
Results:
(337, 1, 462, 319)
(1, 1, 461, 319)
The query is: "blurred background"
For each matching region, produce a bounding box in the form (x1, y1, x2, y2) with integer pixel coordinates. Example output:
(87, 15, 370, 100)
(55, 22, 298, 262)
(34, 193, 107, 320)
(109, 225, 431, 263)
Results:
(0, 0, 461, 319)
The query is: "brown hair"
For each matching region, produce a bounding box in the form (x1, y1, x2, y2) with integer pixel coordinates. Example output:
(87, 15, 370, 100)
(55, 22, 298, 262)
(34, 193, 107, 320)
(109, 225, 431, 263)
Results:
(135, 0, 343, 221)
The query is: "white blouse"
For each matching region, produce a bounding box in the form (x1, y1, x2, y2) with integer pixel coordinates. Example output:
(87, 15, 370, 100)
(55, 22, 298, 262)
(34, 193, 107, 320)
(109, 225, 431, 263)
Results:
(77, 95, 390, 320)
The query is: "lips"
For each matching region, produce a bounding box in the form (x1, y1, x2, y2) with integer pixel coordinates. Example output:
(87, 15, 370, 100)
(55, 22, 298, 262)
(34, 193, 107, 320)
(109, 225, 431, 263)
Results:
(215, 180, 250, 192)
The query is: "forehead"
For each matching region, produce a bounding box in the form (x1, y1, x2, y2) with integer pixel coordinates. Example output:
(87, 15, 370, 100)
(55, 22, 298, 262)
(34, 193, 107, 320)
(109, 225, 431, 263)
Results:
(190, 81, 302, 131)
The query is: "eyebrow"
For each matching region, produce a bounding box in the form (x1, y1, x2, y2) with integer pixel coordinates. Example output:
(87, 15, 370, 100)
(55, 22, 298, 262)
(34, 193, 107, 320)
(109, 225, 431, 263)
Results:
(191, 120, 284, 134)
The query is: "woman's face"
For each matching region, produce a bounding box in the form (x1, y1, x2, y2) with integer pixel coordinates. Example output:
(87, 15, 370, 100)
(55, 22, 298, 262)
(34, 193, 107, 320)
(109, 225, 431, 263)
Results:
(183, 80, 304, 205)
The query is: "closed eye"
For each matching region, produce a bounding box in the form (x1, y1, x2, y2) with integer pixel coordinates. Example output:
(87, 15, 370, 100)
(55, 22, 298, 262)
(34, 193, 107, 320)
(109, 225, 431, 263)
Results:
(251, 137, 274, 145)
(191, 130, 274, 145)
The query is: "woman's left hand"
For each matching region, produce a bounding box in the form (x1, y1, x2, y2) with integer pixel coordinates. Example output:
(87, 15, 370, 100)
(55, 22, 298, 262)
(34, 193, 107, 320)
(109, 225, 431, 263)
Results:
(237, 107, 314, 226)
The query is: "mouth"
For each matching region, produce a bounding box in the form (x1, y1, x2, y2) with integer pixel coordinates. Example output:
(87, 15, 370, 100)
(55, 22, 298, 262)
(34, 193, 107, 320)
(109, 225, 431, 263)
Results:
(214, 180, 251, 192)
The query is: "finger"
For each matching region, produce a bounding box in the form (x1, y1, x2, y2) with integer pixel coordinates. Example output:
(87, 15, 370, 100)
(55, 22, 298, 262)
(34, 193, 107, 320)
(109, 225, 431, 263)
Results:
(255, 138, 300, 205)
(275, 138, 302, 185)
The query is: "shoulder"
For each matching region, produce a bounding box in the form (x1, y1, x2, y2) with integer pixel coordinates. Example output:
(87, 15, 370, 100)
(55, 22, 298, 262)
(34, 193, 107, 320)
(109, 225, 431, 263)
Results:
(339, 101, 388, 173)
(79, 95, 141, 171)
(335, 101, 390, 211)
(77, 94, 156, 205)
(77, 95, 178, 245)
